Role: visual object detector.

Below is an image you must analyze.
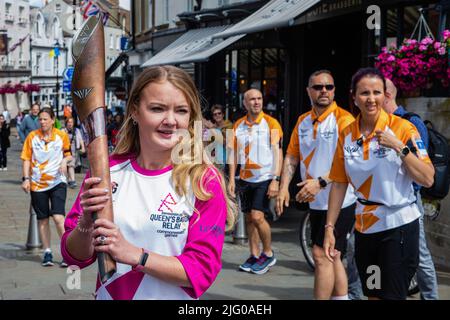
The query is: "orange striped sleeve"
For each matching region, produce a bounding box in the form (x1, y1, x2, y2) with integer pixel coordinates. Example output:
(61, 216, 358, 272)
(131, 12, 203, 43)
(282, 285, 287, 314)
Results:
(286, 117, 301, 158)
(335, 108, 355, 134)
(286, 113, 309, 158)
(264, 115, 283, 145)
(228, 116, 245, 151)
(329, 128, 350, 183)
(20, 131, 34, 161)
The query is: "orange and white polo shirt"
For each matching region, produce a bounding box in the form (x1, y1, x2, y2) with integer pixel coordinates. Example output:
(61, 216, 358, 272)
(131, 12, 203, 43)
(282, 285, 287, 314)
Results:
(231, 112, 283, 183)
(329, 109, 431, 234)
(286, 102, 357, 210)
(21, 128, 71, 192)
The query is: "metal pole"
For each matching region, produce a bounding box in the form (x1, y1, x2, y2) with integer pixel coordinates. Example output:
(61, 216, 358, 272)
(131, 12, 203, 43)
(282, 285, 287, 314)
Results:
(233, 179, 247, 245)
(26, 201, 42, 250)
(55, 49, 59, 118)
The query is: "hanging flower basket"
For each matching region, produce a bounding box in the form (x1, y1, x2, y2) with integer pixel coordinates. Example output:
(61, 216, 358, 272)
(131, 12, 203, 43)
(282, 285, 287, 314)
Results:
(24, 84, 41, 93)
(0, 84, 18, 94)
(375, 30, 450, 95)
(14, 83, 25, 92)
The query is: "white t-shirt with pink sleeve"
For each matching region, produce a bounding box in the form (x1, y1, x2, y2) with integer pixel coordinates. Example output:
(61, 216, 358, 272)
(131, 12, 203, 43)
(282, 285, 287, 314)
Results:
(61, 154, 227, 300)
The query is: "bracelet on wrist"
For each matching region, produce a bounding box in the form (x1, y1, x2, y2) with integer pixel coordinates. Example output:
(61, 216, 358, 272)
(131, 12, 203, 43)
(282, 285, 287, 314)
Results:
(77, 217, 93, 233)
(324, 224, 335, 230)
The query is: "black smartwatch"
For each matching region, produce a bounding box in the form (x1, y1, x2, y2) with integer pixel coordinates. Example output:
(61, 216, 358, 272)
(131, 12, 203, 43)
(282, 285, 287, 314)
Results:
(22, 177, 31, 182)
(318, 176, 328, 189)
(399, 146, 410, 158)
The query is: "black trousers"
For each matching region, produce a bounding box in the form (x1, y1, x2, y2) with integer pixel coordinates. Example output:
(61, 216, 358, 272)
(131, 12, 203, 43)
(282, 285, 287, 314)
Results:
(0, 146, 7, 167)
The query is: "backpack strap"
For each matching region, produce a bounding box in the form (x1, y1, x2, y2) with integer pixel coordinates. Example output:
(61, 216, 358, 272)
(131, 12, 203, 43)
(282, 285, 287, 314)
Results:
(400, 112, 421, 121)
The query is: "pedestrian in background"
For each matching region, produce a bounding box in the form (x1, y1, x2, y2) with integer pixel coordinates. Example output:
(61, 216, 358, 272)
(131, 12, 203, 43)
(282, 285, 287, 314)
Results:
(0, 114, 11, 171)
(211, 104, 233, 171)
(61, 117, 85, 189)
(21, 107, 72, 267)
(383, 78, 439, 300)
(20, 103, 40, 140)
(229, 89, 283, 275)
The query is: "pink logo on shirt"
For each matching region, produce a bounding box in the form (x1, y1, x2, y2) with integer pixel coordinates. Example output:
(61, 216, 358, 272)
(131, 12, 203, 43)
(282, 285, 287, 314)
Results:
(158, 193, 177, 213)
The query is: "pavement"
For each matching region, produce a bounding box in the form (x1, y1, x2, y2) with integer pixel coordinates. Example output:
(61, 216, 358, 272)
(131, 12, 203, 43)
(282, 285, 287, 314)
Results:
(1, 128, 450, 300)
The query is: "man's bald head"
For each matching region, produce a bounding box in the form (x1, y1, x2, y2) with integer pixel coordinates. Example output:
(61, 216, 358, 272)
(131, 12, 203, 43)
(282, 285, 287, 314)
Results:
(385, 78, 397, 99)
(243, 88, 263, 117)
(383, 78, 398, 114)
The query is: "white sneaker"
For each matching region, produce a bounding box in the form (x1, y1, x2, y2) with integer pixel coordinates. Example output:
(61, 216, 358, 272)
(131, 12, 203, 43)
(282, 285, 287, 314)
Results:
(3, 167, 7, 171)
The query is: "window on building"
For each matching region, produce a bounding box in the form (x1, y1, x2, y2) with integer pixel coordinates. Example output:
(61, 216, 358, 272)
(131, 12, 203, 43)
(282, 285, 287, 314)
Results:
(19, 6, 25, 18)
(53, 18, 60, 40)
(250, 49, 262, 90)
(36, 54, 41, 74)
(110, 34, 114, 49)
(187, 0, 194, 11)
(165, 0, 170, 23)
(55, 4, 61, 13)
(116, 35, 120, 50)
(5, 3, 11, 14)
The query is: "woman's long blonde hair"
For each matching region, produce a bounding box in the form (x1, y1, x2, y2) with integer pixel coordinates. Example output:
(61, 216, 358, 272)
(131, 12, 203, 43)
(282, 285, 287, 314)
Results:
(114, 66, 236, 230)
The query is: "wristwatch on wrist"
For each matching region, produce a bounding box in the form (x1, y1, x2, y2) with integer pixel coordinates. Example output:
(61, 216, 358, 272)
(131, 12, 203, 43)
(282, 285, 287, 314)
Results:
(22, 177, 30, 182)
(399, 146, 410, 158)
(273, 175, 281, 182)
(318, 176, 328, 189)
(132, 248, 150, 272)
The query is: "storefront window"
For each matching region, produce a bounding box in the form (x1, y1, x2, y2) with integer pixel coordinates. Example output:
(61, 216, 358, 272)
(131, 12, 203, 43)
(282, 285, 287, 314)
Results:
(239, 49, 248, 94)
(403, 6, 422, 40)
(224, 48, 285, 120)
(386, 8, 398, 48)
(250, 49, 262, 90)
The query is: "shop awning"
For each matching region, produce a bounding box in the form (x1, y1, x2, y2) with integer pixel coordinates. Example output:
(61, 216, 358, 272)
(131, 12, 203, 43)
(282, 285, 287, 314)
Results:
(141, 25, 245, 67)
(212, 0, 320, 39)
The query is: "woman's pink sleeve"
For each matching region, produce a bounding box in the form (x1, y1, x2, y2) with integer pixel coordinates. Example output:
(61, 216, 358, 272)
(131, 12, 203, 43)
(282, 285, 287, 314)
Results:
(60, 173, 97, 269)
(176, 169, 227, 299)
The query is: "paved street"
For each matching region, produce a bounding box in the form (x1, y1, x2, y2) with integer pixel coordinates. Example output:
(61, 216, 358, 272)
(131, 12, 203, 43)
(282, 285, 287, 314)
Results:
(1, 129, 450, 300)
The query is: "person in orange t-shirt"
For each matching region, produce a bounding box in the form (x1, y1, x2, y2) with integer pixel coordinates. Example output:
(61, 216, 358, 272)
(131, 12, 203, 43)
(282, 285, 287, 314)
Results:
(21, 107, 72, 267)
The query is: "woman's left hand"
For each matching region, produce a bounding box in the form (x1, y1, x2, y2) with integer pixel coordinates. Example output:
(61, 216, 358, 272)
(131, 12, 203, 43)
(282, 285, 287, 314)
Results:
(375, 129, 403, 152)
(92, 219, 142, 267)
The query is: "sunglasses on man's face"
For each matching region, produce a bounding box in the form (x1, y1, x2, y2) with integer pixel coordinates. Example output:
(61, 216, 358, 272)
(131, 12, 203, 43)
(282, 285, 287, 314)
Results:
(311, 84, 335, 91)
(213, 112, 222, 116)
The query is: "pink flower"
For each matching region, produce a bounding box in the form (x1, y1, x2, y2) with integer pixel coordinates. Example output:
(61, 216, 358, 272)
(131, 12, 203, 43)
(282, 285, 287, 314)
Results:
(421, 37, 433, 45)
(438, 47, 446, 55)
(419, 45, 428, 51)
(443, 30, 450, 40)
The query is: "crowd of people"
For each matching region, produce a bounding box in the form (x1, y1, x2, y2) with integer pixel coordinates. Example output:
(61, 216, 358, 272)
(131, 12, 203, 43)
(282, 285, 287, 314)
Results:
(10, 64, 440, 300)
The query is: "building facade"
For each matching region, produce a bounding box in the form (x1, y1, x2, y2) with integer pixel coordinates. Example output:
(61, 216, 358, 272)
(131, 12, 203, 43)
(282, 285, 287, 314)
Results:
(29, 0, 129, 114)
(0, 0, 31, 119)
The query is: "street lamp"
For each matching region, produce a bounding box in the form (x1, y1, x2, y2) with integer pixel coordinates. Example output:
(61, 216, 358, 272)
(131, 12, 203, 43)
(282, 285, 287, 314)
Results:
(54, 40, 60, 118)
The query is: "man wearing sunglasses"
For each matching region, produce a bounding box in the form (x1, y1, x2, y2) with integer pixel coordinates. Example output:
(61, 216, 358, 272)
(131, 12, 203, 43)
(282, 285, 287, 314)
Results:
(277, 70, 357, 300)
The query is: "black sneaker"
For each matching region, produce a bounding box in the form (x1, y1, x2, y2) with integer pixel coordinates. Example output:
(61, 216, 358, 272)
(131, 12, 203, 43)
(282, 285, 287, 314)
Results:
(60, 260, 68, 268)
(42, 251, 54, 267)
(239, 255, 259, 272)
